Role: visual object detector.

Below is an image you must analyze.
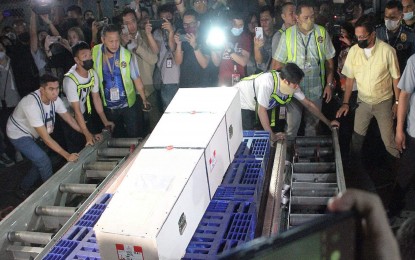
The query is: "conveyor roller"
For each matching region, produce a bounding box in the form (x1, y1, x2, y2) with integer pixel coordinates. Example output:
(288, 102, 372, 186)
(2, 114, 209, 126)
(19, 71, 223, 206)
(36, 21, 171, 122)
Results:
(294, 137, 333, 146)
(7, 232, 53, 245)
(107, 138, 141, 147)
(35, 206, 77, 217)
(59, 183, 97, 194)
(85, 170, 111, 178)
(97, 148, 130, 157)
(83, 161, 118, 171)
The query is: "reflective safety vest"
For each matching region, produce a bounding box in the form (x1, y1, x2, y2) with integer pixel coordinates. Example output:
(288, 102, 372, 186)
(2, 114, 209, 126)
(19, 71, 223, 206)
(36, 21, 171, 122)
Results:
(241, 70, 293, 105)
(242, 70, 293, 127)
(92, 44, 136, 107)
(64, 70, 95, 114)
(285, 25, 327, 87)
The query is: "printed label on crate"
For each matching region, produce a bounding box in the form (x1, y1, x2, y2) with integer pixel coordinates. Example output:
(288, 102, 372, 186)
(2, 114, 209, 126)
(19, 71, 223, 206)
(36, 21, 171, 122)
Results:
(116, 244, 144, 260)
(209, 150, 217, 171)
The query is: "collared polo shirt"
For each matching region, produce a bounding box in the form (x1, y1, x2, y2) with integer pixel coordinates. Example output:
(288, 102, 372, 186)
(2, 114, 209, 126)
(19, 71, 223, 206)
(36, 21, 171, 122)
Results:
(342, 38, 400, 105)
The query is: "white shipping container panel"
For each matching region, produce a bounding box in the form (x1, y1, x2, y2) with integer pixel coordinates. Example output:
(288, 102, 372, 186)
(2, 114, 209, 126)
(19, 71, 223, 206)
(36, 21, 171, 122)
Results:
(165, 87, 243, 161)
(144, 113, 230, 197)
(94, 149, 210, 260)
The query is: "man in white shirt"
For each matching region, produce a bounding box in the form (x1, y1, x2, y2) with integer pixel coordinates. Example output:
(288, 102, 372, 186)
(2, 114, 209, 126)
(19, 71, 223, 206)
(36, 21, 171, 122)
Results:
(63, 41, 114, 153)
(7, 74, 81, 196)
(236, 63, 339, 142)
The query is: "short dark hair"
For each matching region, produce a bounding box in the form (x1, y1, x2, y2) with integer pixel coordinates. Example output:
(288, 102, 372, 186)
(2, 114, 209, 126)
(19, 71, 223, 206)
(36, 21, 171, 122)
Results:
(83, 9, 94, 19)
(183, 9, 199, 21)
(71, 41, 90, 58)
(39, 73, 59, 87)
(281, 2, 295, 14)
(122, 7, 138, 20)
(101, 24, 120, 37)
(158, 3, 175, 17)
(67, 5, 82, 16)
(385, 0, 403, 12)
(280, 63, 305, 84)
(355, 14, 376, 34)
(259, 5, 275, 18)
(230, 11, 245, 21)
(296, 1, 315, 15)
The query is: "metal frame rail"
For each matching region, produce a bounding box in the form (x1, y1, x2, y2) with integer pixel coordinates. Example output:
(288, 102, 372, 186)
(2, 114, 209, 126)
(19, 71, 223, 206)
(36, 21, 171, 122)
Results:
(262, 128, 345, 236)
(0, 135, 142, 260)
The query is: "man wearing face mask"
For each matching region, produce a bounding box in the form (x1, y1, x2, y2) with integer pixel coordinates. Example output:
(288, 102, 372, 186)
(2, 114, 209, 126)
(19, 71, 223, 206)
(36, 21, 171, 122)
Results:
(402, 0, 415, 30)
(336, 15, 400, 191)
(63, 42, 114, 153)
(211, 11, 251, 86)
(272, 1, 336, 140)
(376, 0, 415, 72)
(175, 9, 211, 88)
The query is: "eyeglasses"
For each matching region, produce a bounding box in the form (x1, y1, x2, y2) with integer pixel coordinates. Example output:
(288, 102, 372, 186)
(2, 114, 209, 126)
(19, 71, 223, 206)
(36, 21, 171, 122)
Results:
(194, 0, 207, 4)
(183, 21, 197, 28)
(356, 33, 371, 40)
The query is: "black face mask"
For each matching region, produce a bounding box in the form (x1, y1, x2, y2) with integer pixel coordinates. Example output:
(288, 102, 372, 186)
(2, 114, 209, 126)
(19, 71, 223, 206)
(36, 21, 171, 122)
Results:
(358, 39, 369, 49)
(82, 59, 94, 70)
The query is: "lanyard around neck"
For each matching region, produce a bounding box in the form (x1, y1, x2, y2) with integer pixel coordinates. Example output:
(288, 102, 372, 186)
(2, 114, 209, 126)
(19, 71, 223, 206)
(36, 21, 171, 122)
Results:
(385, 26, 402, 48)
(104, 49, 118, 80)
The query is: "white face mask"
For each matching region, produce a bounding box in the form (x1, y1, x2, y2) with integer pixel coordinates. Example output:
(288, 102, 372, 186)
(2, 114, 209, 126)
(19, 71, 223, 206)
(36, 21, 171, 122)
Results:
(231, 27, 243, 36)
(403, 11, 414, 21)
(0, 52, 6, 59)
(385, 19, 400, 31)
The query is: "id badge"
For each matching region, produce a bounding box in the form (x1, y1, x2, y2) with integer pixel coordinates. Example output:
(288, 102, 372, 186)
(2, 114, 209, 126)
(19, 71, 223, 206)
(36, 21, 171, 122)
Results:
(46, 120, 54, 134)
(303, 62, 312, 73)
(279, 106, 286, 120)
(166, 57, 172, 68)
(110, 87, 120, 101)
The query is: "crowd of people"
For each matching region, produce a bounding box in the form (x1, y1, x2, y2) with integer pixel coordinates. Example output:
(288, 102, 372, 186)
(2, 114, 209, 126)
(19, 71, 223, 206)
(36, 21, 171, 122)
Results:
(0, 0, 415, 257)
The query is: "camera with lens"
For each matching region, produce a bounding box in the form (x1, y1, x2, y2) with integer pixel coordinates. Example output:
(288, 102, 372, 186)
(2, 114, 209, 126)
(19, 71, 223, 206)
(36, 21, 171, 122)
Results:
(96, 17, 109, 27)
(32, 0, 52, 15)
(149, 19, 164, 29)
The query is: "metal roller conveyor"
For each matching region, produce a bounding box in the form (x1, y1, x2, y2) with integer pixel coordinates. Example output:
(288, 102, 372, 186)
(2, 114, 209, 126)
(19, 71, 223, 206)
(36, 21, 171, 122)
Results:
(85, 170, 111, 178)
(97, 148, 130, 157)
(289, 214, 325, 226)
(0, 134, 144, 260)
(294, 137, 333, 146)
(83, 161, 118, 171)
(7, 232, 53, 245)
(294, 147, 333, 157)
(35, 206, 77, 217)
(292, 173, 337, 183)
(107, 138, 141, 147)
(264, 128, 346, 233)
(293, 162, 336, 173)
(59, 184, 97, 194)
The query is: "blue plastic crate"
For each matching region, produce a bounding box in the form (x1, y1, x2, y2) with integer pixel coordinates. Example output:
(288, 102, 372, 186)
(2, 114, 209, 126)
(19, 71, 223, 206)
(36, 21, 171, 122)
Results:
(44, 194, 112, 260)
(43, 240, 79, 260)
(76, 204, 107, 228)
(212, 185, 255, 202)
(222, 159, 264, 186)
(184, 201, 256, 259)
(235, 137, 270, 167)
(242, 130, 270, 138)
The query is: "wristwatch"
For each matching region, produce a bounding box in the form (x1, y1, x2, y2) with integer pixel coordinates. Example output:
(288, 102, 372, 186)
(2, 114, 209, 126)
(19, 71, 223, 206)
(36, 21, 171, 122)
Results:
(327, 82, 335, 89)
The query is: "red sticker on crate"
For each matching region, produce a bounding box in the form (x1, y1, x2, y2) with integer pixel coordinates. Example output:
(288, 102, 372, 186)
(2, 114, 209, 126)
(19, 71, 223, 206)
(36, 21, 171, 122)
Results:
(116, 244, 144, 260)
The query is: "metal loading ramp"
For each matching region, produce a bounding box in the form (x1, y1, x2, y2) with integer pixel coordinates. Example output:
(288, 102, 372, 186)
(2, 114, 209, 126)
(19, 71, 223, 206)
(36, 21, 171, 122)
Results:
(263, 129, 346, 236)
(0, 135, 143, 260)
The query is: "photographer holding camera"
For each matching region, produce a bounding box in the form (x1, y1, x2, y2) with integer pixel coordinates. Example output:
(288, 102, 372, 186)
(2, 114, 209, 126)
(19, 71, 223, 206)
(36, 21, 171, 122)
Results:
(211, 11, 251, 86)
(174, 9, 211, 88)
